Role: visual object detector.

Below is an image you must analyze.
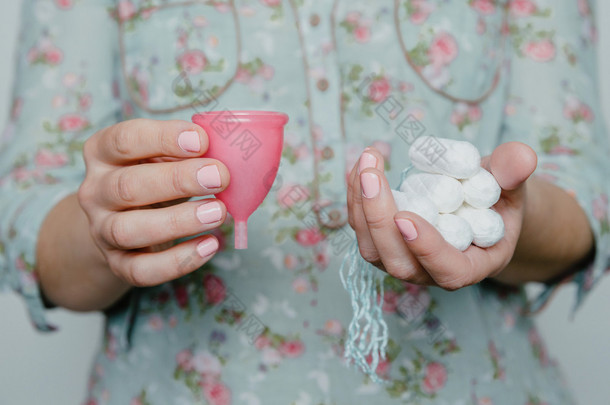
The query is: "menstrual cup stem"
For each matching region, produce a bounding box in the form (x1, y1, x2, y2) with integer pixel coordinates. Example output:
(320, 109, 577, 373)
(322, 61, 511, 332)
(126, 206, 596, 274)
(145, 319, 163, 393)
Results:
(235, 221, 248, 249)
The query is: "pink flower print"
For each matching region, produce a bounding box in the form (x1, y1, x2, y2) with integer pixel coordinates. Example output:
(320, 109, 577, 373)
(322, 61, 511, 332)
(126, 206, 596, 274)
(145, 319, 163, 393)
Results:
(523, 39, 555, 62)
(147, 315, 163, 331)
(55, 0, 73, 10)
(398, 81, 414, 93)
(323, 319, 343, 336)
(354, 25, 371, 43)
(235, 67, 252, 84)
(193, 351, 222, 377)
(178, 50, 209, 75)
(79, 93, 92, 111)
(593, 194, 608, 221)
(477, 17, 487, 35)
(428, 32, 458, 67)
(172, 284, 189, 308)
(193, 15, 209, 28)
(176, 349, 194, 372)
(201, 381, 231, 405)
(58, 113, 89, 132)
(365, 354, 391, 377)
(314, 250, 329, 269)
(471, 0, 496, 15)
(254, 335, 272, 350)
(292, 277, 309, 294)
(422, 362, 448, 394)
(279, 340, 305, 358)
(62, 72, 80, 88)
(345, 11, 361, 24)
(509, 0, 537, 17)
(382, 289, 400, 313)
(283, 254, 298, 269)
(548, 145, 576, 155)
(577, 0, 591, 16)
(563, 97, 594, 123)
(35, 149, 68, 169)
(409, 0, 434, 25)
(368, 77, 391, 103)
(44, 47, 63, 65)
(203, 274, 226, 305)
(52, 95, 66, 109)
(261, 0, 281, 6)
(258, 64, 275, 80)
(295, 228, 325, 246)
(468, 105, 482, 121)
(130, 398, 143, 405)
(176, 32, 188, 50)
(11, 98, 23, 120)
(118, 1, 137, 21)
(261, 347, 282, 366)
(277, 184, 309, 208)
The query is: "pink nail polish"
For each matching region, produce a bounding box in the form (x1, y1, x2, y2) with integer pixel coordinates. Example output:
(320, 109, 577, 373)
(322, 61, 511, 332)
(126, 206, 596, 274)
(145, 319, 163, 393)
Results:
(360, 172, 380, 199)
(395, 218, 418, 241)
(359, 152, 377, 173)
(197, 165, 222, 189)
(197, 238, 219, 258)
(196, 201, 223, 224)
(178, 130, 201, 153)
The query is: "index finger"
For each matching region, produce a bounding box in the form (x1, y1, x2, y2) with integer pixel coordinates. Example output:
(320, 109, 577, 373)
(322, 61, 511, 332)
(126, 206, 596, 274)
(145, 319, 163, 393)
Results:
(95, 119, 209, 164)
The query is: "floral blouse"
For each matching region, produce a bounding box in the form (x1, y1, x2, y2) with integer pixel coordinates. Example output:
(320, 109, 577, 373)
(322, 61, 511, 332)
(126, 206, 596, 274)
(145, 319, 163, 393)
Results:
(1, 0, 609, 404)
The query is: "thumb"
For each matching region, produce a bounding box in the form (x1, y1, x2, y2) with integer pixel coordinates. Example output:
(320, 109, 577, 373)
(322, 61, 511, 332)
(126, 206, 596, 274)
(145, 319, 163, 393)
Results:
(485, 142, 537, 192)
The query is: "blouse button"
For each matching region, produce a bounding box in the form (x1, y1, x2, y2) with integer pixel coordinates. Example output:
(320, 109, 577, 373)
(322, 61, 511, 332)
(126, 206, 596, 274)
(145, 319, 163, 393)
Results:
(310, 13, 321, 27)
(317, 78, 329, 92)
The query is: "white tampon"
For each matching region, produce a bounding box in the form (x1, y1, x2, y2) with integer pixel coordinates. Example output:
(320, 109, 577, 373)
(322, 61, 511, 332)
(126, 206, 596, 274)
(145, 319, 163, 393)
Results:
(461, 168, 501, 209)
(455, 205, 505, 248)
(399, 172, 464, 214)
(409, 136, 481, 179)
(391, 189, 439, 225)
(435, 214, 474, 252)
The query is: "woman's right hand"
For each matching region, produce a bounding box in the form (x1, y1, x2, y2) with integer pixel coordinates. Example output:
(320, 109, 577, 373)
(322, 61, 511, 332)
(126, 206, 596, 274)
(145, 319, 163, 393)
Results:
(77, 119, 230, 287)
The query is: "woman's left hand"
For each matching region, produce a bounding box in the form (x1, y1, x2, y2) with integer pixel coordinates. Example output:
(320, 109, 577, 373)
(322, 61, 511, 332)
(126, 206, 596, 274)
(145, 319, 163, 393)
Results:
(346, 141, 538, 290)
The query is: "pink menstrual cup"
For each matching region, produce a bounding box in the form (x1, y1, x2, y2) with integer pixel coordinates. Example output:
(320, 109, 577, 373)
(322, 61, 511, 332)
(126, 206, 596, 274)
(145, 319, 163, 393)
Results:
(192, 111, 288, 249)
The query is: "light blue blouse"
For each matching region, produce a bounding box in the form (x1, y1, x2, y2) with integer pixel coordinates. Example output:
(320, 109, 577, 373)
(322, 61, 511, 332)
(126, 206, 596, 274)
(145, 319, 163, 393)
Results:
(1, 0, 609, 404)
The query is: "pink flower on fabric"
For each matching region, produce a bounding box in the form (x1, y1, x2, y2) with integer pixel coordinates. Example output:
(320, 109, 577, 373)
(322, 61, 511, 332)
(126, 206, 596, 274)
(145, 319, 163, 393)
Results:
(422, 362, 448, 394)
(277, 184, 309, 208)
(410, 0, 434, 25)
(258, 64, 275, 80)
(323, 319, 343, 336)
(35, 149, 68, 168)
(254, 335, 271, 350)
(261, 0, 281, 7)
(79, 93, 93, 110)
(173, 284, 189, 308)
(354, 25, 371, 43)
(365, 354, 391, 377)
(58, 113, 88, 132)
(368, 77, 391, 103)
(292, 277, 309, 294)
(314, 251, 329, 269)
(176, 349, 194, 372)
(523, 39, 555, 62)
(509, 0, 537, 17)
(279, 340, 305, 358)
(382, 290, 400, 313)
(45, 47, 64, 65)
(283, 254, 298, 269)
(201, 381, 232, 405)
(577, 0, 591, 16)
(193, 351, 222, 377)
(235, 67, 252, 84)
(148, 315, 164, 331)
(295, 228, 325, 246)
(55, 0, 73, 10)
(345, 11, 361, 24)
(178, 50, 208, 75)
(428, 32, 458, 66)
(203, 274, 226, 305)
(118, 1, 137, 21)
(471, 0, 496, 15)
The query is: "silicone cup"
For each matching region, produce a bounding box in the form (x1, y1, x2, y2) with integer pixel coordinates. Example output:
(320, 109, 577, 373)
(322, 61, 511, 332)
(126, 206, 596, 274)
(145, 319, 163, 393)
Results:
(192, 111, 289, 249)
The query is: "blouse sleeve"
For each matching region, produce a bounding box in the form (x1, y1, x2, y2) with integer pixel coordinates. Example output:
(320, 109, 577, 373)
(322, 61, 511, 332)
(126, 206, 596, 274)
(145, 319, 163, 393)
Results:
(500, 0, 610, 315)
(0, 0, 121, 331)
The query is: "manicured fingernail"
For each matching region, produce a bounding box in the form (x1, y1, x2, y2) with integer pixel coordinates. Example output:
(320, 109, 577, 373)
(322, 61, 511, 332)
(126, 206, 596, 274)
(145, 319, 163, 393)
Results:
(197, 238, 219, 258)
(359, 152, 377, 173)
(395, 218, 418, 241)
(196, 201, 223, 224)
(197, 165, 221, 189)
(361, 172, 380, 198)
(178, 130, 201, 153)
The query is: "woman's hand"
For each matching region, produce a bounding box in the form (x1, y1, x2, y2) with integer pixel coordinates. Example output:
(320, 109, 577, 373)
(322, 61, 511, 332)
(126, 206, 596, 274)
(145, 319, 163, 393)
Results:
(346, 142, 537, 290)
(37, 119, 231, 311)
(77, 119, 230, 287)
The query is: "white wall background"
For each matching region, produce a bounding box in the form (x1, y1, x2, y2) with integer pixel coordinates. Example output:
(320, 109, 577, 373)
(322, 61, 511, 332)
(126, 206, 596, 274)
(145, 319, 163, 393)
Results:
(0, 2, 609, 404)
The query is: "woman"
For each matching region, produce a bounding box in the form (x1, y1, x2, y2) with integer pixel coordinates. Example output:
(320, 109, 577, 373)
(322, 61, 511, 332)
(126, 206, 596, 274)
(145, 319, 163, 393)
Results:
(1, 0, 608, 403)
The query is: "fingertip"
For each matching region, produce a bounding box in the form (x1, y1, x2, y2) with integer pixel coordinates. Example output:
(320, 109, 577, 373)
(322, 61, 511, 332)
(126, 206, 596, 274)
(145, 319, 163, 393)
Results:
(359, 146, 385, 173)
(490, 142, 538, 190)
